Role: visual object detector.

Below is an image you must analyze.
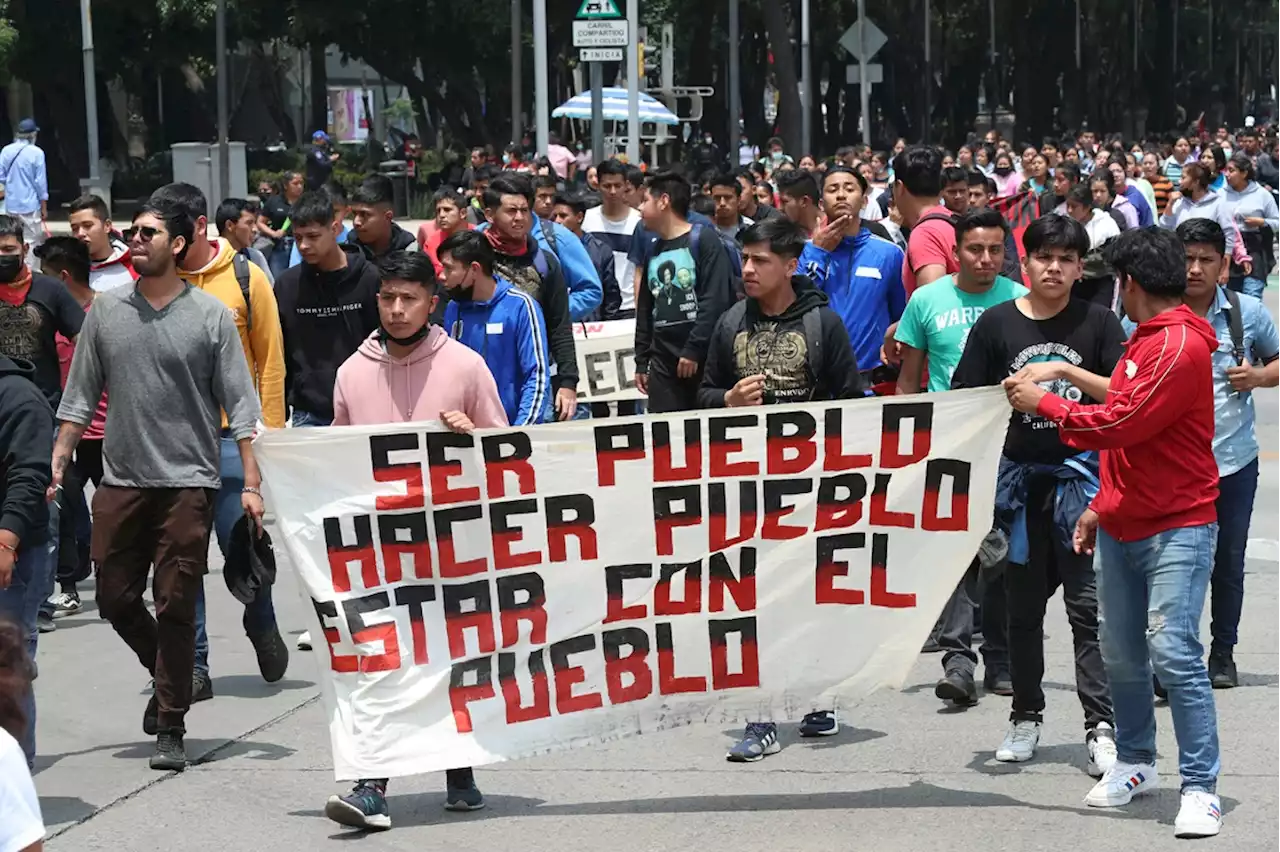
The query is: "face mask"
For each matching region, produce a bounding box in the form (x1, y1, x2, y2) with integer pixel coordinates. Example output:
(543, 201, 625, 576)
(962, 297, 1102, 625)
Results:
(503, 154, 513, 164)
(379, 324, 431, 347)
(771, 151, 784, 162)
(445, 272, 475, 303)
(704, 136, 713, 145)
(995, 165, 1012, 176)
(0, 254, 22, 283)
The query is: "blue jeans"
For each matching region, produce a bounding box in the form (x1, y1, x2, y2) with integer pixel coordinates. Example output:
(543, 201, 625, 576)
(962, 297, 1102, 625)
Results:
(0, 539, 54, 768)
(1227, 275, 1266, 299)
(193, 436, 277, 677)
(1210, 459, 1259, 650)
(1096, 523, 1220, 793)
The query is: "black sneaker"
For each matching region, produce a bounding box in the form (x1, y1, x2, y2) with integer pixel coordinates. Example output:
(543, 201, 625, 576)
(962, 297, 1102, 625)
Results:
(1153, 673, 1168, 700)
(983, 668, 1013, 696)
(935, 669, 978, 707)
(150, 728, 187, 771)
(192, 671, 214, 703)
(1208, 648, 1238, 689)
(249, 627, 289, 683)
(142, 691, 160, 736)
(36, 611, 56, 633)
(325, 780, 391, 830)
(445, 767, 485, 811)
(798, 710, 839, 737)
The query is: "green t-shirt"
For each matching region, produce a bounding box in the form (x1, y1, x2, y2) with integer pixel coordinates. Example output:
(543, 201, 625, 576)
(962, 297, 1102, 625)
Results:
(895, 274, 1028, 393)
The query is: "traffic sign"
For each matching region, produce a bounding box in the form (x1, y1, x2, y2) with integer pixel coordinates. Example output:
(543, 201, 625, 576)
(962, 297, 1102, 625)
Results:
(845, 63, 884, 86)
(838, 17, 887, 62)
(580, 47, 624, 62)
(572, 19, 628, 48)
(576, 0, 621, 19)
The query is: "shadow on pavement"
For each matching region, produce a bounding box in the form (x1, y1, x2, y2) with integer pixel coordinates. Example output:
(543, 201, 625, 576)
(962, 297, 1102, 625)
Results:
(965, 743, 1097, 777)
(715, 725, 888, 751)
(39, 795, 95, 825)
(210, 674, 315, 698)
(34, 737, 297, 772)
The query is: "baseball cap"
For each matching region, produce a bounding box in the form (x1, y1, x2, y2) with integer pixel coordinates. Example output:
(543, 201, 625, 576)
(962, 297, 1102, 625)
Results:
(17, 118, 38, 134)
(313, 130, 330, 142)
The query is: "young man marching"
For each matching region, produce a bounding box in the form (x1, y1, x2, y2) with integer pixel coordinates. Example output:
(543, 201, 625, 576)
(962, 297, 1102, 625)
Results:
(951, 214, 1125, 776)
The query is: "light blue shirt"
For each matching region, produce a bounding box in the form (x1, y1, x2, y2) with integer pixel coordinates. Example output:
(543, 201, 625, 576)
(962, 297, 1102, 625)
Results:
(288, 222, 353, 267)
(0, 140, 47, 215)
(1124, 288, 1279, 476)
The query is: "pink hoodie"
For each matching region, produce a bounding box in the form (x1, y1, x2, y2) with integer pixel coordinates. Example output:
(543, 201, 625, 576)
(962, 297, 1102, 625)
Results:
(332, 326, 509, 428)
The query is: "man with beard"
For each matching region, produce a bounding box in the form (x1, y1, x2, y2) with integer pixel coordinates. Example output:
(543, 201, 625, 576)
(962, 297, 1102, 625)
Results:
(52, 200, 263, 771)
(69, 194, 136, 291)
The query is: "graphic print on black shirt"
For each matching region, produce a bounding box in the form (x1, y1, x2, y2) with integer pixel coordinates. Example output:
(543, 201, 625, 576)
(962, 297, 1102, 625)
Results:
(951, 298, 1126, 464)
(733, 322, 814, 403)
(494, 252, 545, 302)
(647, 246, 698, 328)
(0, 275, 84, 408)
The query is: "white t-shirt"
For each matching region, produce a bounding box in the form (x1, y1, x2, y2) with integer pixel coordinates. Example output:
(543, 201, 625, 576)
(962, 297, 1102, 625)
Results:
(582, 205, 642, 312)
(0, 729, 43, 852)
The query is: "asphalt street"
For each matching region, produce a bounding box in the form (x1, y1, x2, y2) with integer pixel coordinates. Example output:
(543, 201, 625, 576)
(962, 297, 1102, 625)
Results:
(32, 287, 1280, 852)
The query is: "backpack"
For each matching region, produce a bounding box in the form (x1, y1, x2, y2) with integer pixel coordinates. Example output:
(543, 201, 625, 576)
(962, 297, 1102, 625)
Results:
(639, 223, 744, 300)
(233, 250, 252, 332)
(721, 299, 825, 389)
(1221, 286, 1246, 367)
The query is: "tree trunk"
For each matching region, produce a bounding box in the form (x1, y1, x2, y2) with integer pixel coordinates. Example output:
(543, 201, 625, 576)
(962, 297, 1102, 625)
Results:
(309, 42, 329, 136)
(759, 0, 802, 156)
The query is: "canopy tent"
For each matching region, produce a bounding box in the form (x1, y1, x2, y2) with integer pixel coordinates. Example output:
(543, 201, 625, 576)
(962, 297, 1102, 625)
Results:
(551, 87, 679, 126)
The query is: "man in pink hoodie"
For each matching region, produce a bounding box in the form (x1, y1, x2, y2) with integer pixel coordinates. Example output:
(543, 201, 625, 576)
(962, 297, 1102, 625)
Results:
(326, 249, 506, 832)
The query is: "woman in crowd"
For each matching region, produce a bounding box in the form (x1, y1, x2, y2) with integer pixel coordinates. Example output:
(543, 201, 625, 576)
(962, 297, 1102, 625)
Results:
(1200, 145, 1227, 192)
(259, 170, 302, 280)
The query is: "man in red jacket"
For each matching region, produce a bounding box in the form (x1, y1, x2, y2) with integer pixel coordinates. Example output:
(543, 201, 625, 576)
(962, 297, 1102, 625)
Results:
(1003, 227, 1223, 840)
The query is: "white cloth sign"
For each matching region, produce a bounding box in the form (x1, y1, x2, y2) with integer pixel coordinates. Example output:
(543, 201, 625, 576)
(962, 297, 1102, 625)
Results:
(573, 319, 640, 402)
(255, 389, 1010, 780)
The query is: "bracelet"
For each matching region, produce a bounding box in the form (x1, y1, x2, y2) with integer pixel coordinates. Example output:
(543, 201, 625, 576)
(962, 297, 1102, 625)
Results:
(242, 486, 262, 496)
(0, 542, 16, 554)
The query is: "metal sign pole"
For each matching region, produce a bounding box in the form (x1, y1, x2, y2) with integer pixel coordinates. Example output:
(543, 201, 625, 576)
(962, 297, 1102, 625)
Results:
(858, 0, 869, 145)
(591, 62, 604, 161)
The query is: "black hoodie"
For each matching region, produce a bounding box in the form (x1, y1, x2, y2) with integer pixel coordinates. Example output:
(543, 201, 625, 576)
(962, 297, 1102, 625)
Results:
(698, 276, 865, 408)
(491, 234, 578, 391)
(0, 355, 53, 547)
(274, 244, 382, 421)
(344, 222, 418, 260)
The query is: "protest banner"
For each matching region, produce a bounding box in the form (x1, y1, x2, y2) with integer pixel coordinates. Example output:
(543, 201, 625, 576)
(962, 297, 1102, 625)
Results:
(574, 319, 640, 402)
(255, 388, 1010, 780)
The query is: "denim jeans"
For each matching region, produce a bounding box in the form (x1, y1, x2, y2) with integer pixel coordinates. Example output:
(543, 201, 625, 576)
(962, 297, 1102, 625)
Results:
(1210, 458, 1259, 650)
(194, 436, 277, 677)
(935, 558, 1007, 676)
(0, 539, 54, 768)
(1096, 523, 1220, 793)
(1227, 275, 1266, 299)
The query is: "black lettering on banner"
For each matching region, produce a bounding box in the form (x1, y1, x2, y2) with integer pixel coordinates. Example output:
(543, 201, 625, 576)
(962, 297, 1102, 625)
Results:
(496, 571, 548, 647)
(370, 432, 424, 510)
(815, 532, 866, 605)
(427, 431, 480, 505)
(602, 627, 652, 704)
(652, 419, 702, 482)
(594, 423, 646, 487)
(761, 478, 813, 540)
(870, 473, 916, 528)
(823, 407, 873, 470)
(583, 351, 616, 397)
(655, 622, 707, 695)
(654, 561, 702, 616)
(340, 592, 400, 672)
(603, 563, 653, 623)
(434, 504, 488, 577)
(708, 547, 757, 613)
(815, 473, 867, 531)
(394, 585, 437, 666)
(377, 510, 432, 583)
(498, 649, 551, 723)
(870, 532, 916, 608)
(921, 458, 972, 532)
(323, 514, 378, 593)
(545, 494, 599, 562)
(443, 580, 496, 660)
(708, 414, 760, 478)
(549, 634, 603, 714)
(313, 599, 358, 673)
(765, 410, 817, 475)
(490, 498, 541, 570)
(880, 401, 934, 469)
(709, 617, 761, 689)
(708, 480, 758, 550)
(449, 656, 494, 733)
(653, 484, 702, 557)
(615, 347, 636, 390)
(481, 433, 536, 499)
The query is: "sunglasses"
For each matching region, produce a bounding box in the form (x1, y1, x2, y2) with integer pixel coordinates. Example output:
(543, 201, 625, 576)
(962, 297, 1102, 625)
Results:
(124, 225, 162, 243)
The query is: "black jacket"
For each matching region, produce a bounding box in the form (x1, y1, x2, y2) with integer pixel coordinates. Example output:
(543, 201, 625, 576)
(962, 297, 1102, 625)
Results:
(492, 235, 578, 391)
(344, 222, 418, 260)
(0, 355, 52, 547)
(580, 231, 622, 320)
(698, 278, 865, 408)
(274, 244, 382, 420)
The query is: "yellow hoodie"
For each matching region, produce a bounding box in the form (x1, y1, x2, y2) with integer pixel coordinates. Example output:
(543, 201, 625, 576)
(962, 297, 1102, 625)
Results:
(183, 239, 286, 428)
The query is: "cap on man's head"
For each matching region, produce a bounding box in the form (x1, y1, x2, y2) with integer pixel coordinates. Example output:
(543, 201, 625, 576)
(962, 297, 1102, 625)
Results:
(313, 130, 330, 142)
(16, 118, 38, 134)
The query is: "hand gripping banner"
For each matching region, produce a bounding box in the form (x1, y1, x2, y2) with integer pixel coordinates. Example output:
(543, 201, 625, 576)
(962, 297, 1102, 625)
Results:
(255, 388, 1010, 779)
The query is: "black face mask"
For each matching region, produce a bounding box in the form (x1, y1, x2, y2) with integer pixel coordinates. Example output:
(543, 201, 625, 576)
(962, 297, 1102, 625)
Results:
(994, 166, 1013, 176)
(0, 254, 22, 283)
(379, 324, 431, 347)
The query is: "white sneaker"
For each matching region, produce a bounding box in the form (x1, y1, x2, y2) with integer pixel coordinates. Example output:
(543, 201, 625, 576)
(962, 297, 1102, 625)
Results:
(48, 592, 82, 618)
(296, 630, 312, 651)
(1174, 790, 1222, 838)
(1084, 761, 1158, 807)
(995, 720, 1041, 763)
(1087, 722, 1118, 778)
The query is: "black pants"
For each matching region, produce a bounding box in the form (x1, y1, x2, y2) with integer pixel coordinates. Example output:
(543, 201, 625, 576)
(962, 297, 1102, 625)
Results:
(936, 559, 1007, 676)
(645, 357, 700, 413)
(1005, 476, 1112, 730)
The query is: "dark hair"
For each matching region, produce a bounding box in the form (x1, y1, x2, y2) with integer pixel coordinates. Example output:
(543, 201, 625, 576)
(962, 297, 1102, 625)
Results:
(689, 193, 715, 217)
(1022, 214, 1090, 257)
(0, 215, 24, 242)
(1089, 169, 1116, 197)
(710, 173, 742, 194)
(214, 198, 255, 234)
(1066, 183, 1095, 209)
(954, 208, 1009, 241)
(277, 170, 302, 194)
(291, 190, 340, 228)
(324, 182, 348, 207)
(1227, 151, 1255, 181)
(596, 158, 628, 180)
(69, 193, 110, 222)
(624, 165, 646, 189)
(0, 620, 32, 742)
(941, 166, 968, 187)
(438, 229, 495, 276)
(966, 169, 989, 187)
(891, 146, 943, 198)
(1239, 126, 1259, 139)
(149, 182, 207, 223)
(1176, 218, 1226, 256)
(484, 174, 534, 209)
(1055, 163, 1082, 185)
(1102, 227, 1186, 298)
(775, 169, 820, 204)
(472, 164, 500, 183)
(352, 174, 395, 207)
(820, 164, 868, 194)
(835, 145, 856, 160)
(432, 187, 464, 209)
(1181, 162, 1211, 192)
(739, 217, 807, 261)
(35, 235, 92, 283)
(533, 175, 558, 192)
(1041, 138, 1059, 151)
(1202, 145, 1227, 172)
(553, 191, 588, 216)
(135, 198, 196, 264)
(377, 249, 437, 290)
(645, 170, 691, 218)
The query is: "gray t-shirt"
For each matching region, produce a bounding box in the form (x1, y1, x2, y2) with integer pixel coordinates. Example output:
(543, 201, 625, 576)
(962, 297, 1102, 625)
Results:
(57, 282, 261, 489)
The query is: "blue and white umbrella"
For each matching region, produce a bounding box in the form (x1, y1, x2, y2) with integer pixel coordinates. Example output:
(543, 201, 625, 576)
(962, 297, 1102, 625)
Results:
(551, 87, 679, 126)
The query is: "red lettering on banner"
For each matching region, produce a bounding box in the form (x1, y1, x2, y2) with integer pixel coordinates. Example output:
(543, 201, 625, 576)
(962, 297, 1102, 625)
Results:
(656, 623, 706, 694)
(870, 473, 916, 528)
(654, 562, 702, 616)
(603, 627, 653, 704)
(815, 532, 866, 605)
(823, 408, 873, 470)
(869, 532, 916, 608)
(449, 658, 494, 733)
(708, 549, 757, 613)
(499, 651, 551, 723)
(709, 617, 760, 689)
(482, 434, 537, 499)
(593, 423, 646, 487)
(708, 415, 760, 478)
(551, 636, 604, 714)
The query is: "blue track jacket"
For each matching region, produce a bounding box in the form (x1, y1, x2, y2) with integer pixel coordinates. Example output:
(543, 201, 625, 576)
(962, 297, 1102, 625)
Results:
(443, 278, 552, 426)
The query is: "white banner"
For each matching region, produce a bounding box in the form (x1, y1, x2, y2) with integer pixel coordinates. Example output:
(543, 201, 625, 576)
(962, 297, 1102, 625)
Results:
(255, 389, 1009, 780)
(573, 319, 640, 403)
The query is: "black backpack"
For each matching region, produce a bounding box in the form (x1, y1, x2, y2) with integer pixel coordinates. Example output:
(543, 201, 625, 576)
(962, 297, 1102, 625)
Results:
(1221, 286, 1246, 367)
(233, 250, 253, 332)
